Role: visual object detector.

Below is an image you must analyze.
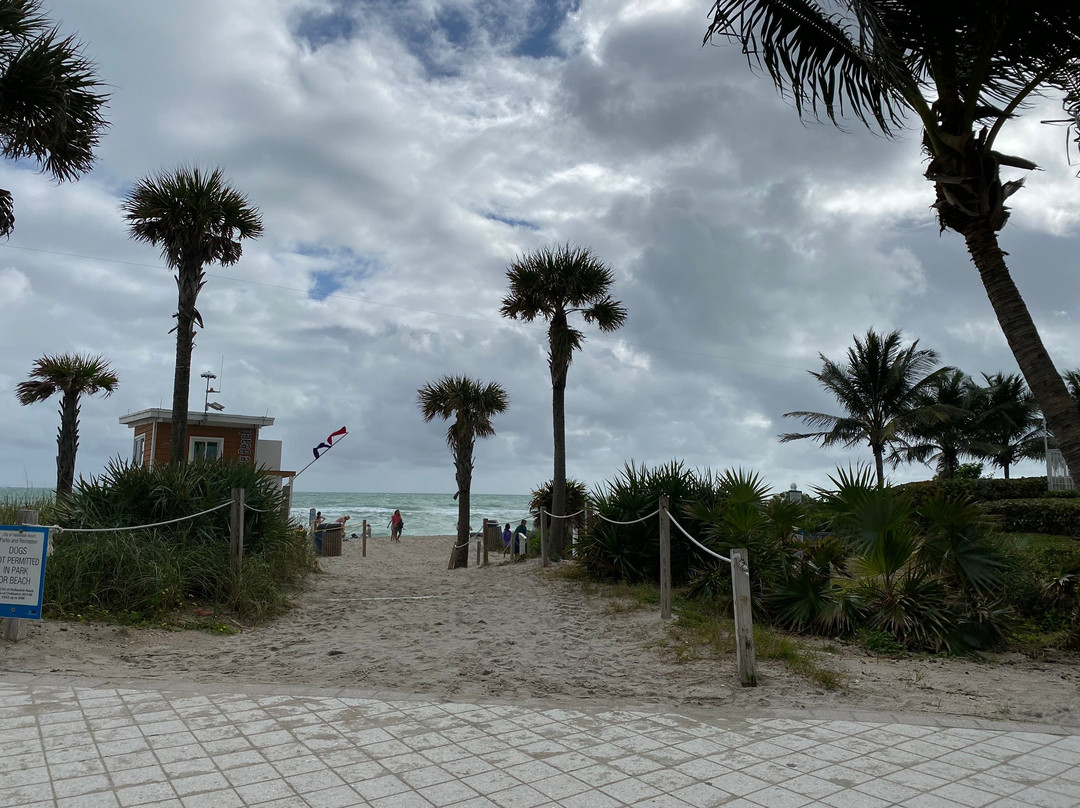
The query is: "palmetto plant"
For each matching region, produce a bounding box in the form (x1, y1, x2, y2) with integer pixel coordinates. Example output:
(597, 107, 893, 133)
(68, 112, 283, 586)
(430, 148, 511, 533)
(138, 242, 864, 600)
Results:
(121, 165, 263, 464)
(501, 244, 627, 559)
(0, 0, 109, 236)
(781, 329, 950, 486)
(15, 353, 118, 496)
(704, 0, 1080, 487)
(417, 375, 509, 569)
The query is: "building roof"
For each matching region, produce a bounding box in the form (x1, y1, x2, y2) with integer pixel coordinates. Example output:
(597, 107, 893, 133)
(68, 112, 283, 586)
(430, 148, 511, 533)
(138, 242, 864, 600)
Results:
(119, 408, 275, 429)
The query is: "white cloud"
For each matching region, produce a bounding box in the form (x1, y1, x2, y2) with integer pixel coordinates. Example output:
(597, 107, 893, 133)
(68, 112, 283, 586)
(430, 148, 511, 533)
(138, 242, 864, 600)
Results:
(0, 0, 1075, 495)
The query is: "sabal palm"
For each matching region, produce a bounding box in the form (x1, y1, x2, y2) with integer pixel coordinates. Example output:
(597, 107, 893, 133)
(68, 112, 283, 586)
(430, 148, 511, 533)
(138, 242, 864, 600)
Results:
(781, 329, 949, 486)
(500, 244, 627, 557)
(705, 0, 1080, 484)
(0, 0, 109, 236)
(121, 165, 263, 464)
(418, 375, 509, 569)
(968, 373, 1045, 479)
(16, 353, 118, 495)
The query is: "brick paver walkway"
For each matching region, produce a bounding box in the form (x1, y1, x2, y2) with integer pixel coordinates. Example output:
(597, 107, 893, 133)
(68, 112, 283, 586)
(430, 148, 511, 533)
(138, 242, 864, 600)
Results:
(1, 674, 1078, 808)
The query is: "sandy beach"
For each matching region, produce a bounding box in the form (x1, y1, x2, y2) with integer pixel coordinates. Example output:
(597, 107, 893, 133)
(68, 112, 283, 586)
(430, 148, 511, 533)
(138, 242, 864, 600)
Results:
(2, 534, 1077, 725)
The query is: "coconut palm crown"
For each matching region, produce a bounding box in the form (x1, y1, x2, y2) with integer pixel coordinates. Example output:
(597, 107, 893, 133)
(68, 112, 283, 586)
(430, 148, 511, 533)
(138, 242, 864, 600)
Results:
(16, 352, 118, 495)
(781, 329, 951, 486)
(500, 244, 627, 558)
(704, 0, 1080, 484)
(418, 375, 509, 570)
(0, 0, 110, 236)
(121, 165, 263, 464)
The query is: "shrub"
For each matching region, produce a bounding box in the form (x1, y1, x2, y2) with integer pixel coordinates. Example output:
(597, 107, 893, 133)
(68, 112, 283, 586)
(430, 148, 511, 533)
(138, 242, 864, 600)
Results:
(44, 459, 314, 621)
(898, 476, 1048, 509)
(984, 499, 1080, 537)
(580, 460, 722, 583)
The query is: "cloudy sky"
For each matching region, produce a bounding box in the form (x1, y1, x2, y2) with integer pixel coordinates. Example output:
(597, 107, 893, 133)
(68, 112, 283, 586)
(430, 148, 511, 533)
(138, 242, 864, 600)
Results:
(2, 0, 1078, 496)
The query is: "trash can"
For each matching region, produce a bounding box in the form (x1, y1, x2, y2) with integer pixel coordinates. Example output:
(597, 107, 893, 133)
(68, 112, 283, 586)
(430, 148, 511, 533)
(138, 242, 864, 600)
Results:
(315, 525, 343, 557)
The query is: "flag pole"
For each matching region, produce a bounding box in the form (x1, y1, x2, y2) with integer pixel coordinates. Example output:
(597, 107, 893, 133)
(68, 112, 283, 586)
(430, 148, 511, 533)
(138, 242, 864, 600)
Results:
(293, 431, 349, 483)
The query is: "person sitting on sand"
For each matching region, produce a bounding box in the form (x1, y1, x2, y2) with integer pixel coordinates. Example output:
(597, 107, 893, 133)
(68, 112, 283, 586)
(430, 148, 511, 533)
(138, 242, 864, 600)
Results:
(388, 509, 404, 542)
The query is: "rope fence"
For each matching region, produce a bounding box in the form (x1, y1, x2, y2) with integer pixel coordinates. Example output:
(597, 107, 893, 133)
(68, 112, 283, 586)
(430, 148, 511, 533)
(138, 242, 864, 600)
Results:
(667, 513, 730, 563)
(35, 500, 234, 534)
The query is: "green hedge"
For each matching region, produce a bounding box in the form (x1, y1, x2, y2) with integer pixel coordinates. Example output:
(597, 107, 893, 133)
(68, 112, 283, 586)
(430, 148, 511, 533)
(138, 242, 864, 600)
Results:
(899, 477, 1048, 509)
(983, 498, 1080, 537)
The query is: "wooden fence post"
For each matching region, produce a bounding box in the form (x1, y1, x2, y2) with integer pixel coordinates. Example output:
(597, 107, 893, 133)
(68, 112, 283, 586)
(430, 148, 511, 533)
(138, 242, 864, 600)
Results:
(730, 548, 757, 687)
(3, 509, 38, 642)
(659, 496, 672, 621)
(230, 489, 245, 575)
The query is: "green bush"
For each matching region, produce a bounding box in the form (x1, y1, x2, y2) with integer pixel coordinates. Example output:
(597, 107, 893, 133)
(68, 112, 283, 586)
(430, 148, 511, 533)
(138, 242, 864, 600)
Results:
(898, 476, 1048, 509)
(44, 459, 315, 622)
(984, 499, 1080, 537)
(580, 460, 723, 583)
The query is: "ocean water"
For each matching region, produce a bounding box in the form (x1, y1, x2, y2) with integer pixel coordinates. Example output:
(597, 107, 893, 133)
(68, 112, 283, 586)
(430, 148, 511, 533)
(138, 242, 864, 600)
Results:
(289, 492, 532, 538)
(1, 487, 531, 538)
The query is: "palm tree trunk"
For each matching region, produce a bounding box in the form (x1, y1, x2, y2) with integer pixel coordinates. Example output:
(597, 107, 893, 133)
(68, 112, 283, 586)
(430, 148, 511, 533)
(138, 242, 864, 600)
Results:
(963, 220, 1080, 484)
(872, 444, 885, 488)
(170, 263, 201, 464)
(450, 438, 473, 569)
(55, 391, 79, 496)
(550, 361, 568, 558)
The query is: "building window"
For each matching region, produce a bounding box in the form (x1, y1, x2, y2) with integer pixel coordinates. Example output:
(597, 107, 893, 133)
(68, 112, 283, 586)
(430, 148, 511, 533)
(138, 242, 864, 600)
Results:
(189, 437, 224, 461)
(133, 434, 146, 466)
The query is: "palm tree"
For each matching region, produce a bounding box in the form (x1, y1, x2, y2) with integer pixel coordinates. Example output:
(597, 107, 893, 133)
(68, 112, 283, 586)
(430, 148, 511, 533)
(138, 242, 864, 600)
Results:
(121, 166, 263, 464)
(15, 353, 118, 495)
(903, 369, 977, 479)
(1064, 370, 1080, 413)
(500, 244, 627, 557)
(0, 0, 109, 236)
(704, 0, 1080, 484)
(968, 373, 1045, 479)
(780, 329, 950, 486)
(418, 375, 509, 569)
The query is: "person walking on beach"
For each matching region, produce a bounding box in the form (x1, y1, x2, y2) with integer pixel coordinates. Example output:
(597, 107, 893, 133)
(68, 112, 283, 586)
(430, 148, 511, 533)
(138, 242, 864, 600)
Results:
(513, 519, 528, 555)
(388, 509, 404, 542)
(502, 522, 512, 554)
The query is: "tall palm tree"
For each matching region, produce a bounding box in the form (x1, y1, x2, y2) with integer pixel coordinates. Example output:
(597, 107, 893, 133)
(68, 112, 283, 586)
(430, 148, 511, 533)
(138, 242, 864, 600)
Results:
(968, 372, 1045, 479)
(15, 353, 118, 495)
(418, 375, 509, 569)
(500, 244, 627, 557)
(121, 165, 263, 464)
(781, 329, 950, 486)
(704, 0, 1080, 484)
(0, 0, 109, 236)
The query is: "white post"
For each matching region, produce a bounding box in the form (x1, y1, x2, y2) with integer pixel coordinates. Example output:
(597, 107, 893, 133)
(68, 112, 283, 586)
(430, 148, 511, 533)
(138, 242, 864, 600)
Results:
(659, 496, 671, 621)
(730, 548, 757, 687)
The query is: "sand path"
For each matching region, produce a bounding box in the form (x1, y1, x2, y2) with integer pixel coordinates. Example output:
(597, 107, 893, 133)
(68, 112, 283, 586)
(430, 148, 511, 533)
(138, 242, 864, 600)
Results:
(2, 535, 1077, 725)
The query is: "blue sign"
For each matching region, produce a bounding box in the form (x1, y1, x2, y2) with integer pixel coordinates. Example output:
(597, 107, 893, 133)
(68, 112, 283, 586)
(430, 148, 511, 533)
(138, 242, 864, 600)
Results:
(0, 525, 49, 620)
